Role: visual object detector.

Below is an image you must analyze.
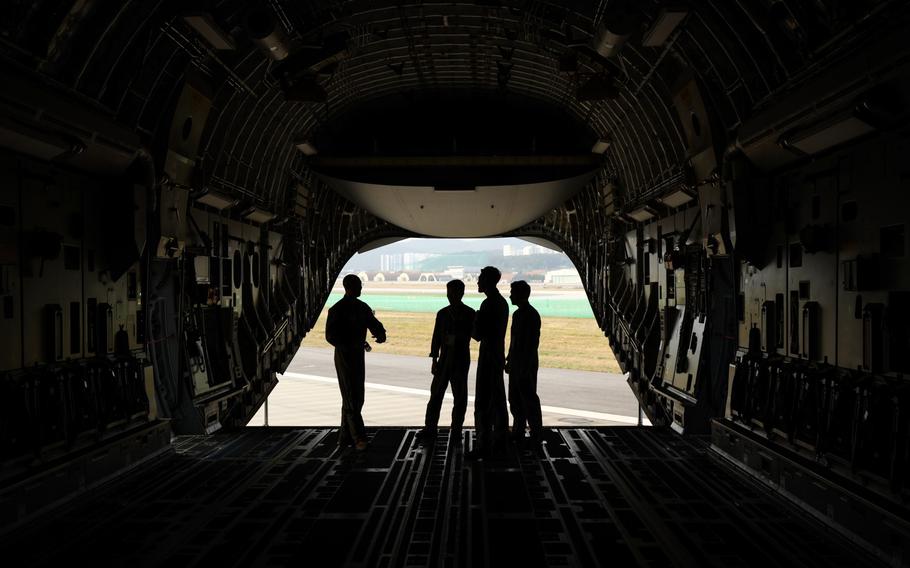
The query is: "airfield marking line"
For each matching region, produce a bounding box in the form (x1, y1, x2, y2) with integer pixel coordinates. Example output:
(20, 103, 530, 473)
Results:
(280, 371, 641, 425)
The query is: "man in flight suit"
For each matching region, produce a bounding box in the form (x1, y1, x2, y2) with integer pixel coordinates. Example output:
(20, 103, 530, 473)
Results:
(466, 266, 509, 460)
(505, 280, 543, 454)
(415, 279, 475, 446)
(325, 274, 386, 451)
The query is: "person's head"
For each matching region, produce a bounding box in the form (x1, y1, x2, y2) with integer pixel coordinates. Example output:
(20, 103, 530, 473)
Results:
(509, 280, 531, 306)
(446, 279, 465, 305)
(342, 274, 362, 297)
(477, 266, 501, 294)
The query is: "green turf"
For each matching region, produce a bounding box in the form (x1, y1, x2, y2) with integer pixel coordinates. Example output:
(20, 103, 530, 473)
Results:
(324, 292, 594, 318)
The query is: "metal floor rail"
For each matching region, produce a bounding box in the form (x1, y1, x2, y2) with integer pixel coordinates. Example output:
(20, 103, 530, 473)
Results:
(0, 427, 883, 567)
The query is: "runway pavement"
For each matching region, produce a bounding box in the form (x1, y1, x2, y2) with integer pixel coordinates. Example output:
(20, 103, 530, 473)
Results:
(251, 347, 648, 427)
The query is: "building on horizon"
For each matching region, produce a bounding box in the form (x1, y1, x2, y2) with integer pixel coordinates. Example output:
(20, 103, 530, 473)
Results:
(544, 268, 583, 286)
(503, 243, 559, 257)
(380, 252, 435, 271)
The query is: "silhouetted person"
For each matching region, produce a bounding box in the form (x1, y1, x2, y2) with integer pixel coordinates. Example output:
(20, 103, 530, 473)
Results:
(506, 280, 543, 453)
(415, 280, 475, 446)
(325, 275, 386, 451)
(466, 266, 509, 460)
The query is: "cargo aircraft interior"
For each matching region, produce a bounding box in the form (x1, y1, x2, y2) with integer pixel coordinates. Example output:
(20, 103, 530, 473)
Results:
(0, 1, 909, 566)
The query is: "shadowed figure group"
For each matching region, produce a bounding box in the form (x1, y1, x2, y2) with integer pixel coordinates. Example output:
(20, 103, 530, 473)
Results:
(326, 268, 543, 457)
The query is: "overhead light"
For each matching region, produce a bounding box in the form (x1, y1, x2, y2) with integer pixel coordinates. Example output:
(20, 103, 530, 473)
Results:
(784, 111, 876, 155)
(295, 140, 318, 156)
(591, 137, 612, 154)
(642, 8, 688, 47)
(242, 207, 276, 224)
(182, 13, 236, 50)
(626, 207, 657, 223)
(195, 188, 238, 210)
(657, 188, 694, 208)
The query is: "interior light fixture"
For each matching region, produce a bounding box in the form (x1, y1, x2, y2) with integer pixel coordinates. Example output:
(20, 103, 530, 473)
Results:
(242, 207, 276, 224)
(657, 188, 695, 208)
(784, 111, 876, 155)
(591, 138, 612, 154)
(182, 13, 236, 50)
(295, 140, 318, 156)
(626, 207, 657, 223)
(642, 7, 688, 47)
(194, 188, 238, 210)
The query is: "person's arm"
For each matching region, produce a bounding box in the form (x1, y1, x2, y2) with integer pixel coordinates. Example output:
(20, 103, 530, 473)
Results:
(506, 311, 519, 373)
(365, 305, 386, 343)
(531, 311, 541, 352)
(471, 301, 486, 341)
(325, 306, 337, 346)
(430, 310, 444, 374)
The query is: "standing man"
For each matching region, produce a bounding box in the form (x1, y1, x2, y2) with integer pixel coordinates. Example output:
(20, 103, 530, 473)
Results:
(466, 266, 509, 460)
(325, 274, 386, 451)
(415, 280, 475, 446)
(505, 280, 543, 453)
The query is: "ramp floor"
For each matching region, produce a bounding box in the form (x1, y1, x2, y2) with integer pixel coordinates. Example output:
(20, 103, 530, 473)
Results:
(0, 427, 881, 567)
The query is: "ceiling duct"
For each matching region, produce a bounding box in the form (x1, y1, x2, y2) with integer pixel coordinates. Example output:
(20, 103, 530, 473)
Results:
(245, 6, 290, 61)
(592, 10, 638, 58)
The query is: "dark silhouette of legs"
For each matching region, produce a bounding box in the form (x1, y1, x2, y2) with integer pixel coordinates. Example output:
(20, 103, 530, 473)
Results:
(335, 347, 367, 449)
(508, 374, 527, 440)
(449, 368, 468, 433)
(423, 370, 449, 435)
(519, 370, 543, 441)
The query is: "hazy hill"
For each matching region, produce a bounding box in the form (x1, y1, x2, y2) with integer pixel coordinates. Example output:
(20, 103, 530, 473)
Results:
(344, 237, 571, 271)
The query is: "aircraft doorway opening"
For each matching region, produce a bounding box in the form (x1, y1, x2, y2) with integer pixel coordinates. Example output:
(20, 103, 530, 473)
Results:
(252, 238, 649, 428)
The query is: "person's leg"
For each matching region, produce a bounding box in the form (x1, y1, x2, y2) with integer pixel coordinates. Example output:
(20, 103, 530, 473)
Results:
(349, 351, 367, 446)
(471, 359, 491, 456)
(335, 349, 356, 447)
(450, 365, 468, 434)
(508, 373, 526, 440)
(491, 367, 509, 448)
(522, 368, 544, 450)
(423, 368, 449, 433)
